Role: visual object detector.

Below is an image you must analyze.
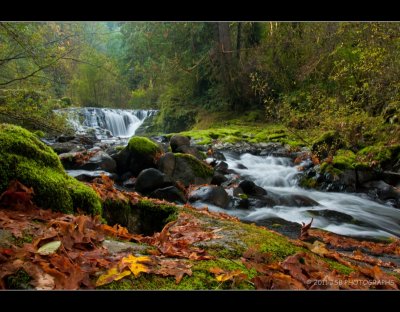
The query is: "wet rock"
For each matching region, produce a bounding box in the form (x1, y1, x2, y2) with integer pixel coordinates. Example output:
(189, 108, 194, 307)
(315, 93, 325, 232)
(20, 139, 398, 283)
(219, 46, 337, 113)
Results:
(67, 170, 116, 182)
(280, 194, 319, 207)
(57, 135, 75, 143)
(361, 180, 400, 208)
(84, 151, 116, 172)
(60, 150, 116, 172)
(162, 153, 213, 187)
(122, 177, 136, 188)
(114, 136, 163, 176)
(215, 161, 229, 174)
(51, 142, 84, 154)
(170, 135, 190, 152)
(307, 209, 355, 224)
(381, 171, 400, 187)
(150, 186, 186, 204)
(250, 217, 302, 239)
(135, 168, 174, 194)
(175, 145, 204, 160)
(211, 172, 228, 185)
(239, 180, 267, 196)
(158, 152, 176, 176)
(236, 163, 248, 170)
(188, 185, 230, 208)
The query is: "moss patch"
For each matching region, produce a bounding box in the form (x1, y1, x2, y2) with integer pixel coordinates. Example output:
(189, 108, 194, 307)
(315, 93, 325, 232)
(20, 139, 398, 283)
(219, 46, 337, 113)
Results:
(332, 149, 356, 170)
(0, 123, 101, 214)
(324, 258, 354, 275)
(127, 136, 162, 157)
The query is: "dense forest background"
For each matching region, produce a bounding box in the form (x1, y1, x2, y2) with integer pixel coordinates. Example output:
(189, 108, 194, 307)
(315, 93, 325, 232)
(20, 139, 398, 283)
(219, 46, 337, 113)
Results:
(1, 22, 399, 144)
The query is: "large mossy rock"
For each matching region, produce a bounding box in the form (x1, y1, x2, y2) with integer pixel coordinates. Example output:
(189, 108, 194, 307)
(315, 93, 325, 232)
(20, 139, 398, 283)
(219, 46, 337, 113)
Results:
(0, 124, 101, 214)
(158, 152, 213, 187)
(114, 136, 163, 176)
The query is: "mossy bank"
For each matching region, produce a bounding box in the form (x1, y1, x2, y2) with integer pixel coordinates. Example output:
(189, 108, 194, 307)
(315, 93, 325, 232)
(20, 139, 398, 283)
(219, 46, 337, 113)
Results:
(0, 123, 101, 214)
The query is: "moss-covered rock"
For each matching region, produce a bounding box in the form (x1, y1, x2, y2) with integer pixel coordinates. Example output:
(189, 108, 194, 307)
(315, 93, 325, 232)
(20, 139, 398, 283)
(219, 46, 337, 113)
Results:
(172, 153, 213, 186)
(0, 123, 101, 214)
(101, 197, 178, 235)
(128, 136, 162, 157)
(312, 130, 343, 159)
(115, 136, 164, 176)
(332, 149, 356, 170)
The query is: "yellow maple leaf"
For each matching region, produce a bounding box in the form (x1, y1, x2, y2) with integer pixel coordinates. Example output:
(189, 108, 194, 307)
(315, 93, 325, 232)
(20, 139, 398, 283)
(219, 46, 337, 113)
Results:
(119, 255, 153, 277)
(209, 267, 246, 282)
(96, 267, 131, 287)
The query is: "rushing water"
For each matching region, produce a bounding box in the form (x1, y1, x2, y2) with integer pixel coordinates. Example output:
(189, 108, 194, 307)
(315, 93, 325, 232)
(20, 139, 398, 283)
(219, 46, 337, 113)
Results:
(219, 152, 400, 239)
(55, 107, 157, 140)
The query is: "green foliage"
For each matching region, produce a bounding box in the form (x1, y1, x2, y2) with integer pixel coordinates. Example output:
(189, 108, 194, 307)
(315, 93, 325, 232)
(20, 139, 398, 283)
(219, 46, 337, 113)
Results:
(0, 124, 102, 214)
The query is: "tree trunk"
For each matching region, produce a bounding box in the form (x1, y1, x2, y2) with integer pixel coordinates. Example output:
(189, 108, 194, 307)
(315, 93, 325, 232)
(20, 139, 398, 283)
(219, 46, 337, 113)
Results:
(236, 22, 242, 60)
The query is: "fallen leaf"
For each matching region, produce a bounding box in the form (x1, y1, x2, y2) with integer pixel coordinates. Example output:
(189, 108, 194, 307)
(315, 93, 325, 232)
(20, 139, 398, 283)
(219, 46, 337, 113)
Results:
(96, 267, 131, 287)
(299, 218, 313, 240)
(119, 255, 153, 277)
(209, 267, 247, 283)
(37, 241, 61, 255)
(155, 259, 192, 284)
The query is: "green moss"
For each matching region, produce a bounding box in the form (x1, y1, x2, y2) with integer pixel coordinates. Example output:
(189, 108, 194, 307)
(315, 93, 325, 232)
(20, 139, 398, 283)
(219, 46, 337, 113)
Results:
(99, 258, 256, 290)
(127, 136, 162, 157)
(5, 269, 33, 289)
(115, 145, 125, 151)
(137, 199, 178, 224)
(12, 232, 33, 247)
(67, 177, 102, 215)
(324, 258, 354, 275)
(0, 123, 102, 214)
(33, 130, 45, 138)
(332, 149, 356, 170)
(174, 153, 213, 178)
(319, 162, 343, 177)
(356, 145, 397, 167)
(299, 177, 318, 189)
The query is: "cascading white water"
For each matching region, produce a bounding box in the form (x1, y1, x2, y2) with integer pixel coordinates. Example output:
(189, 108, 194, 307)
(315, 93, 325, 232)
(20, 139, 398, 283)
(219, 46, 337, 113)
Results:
(222, 152, 400, 239)
(56, 107, 157, 139)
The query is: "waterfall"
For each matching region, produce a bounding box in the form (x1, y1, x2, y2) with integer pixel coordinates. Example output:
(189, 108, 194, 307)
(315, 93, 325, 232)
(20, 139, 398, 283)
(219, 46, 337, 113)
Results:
(56, 107, 157, 139)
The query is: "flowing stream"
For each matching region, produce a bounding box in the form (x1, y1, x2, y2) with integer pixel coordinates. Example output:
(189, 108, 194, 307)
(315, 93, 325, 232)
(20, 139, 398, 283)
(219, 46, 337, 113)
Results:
(220, 152, 400, 239)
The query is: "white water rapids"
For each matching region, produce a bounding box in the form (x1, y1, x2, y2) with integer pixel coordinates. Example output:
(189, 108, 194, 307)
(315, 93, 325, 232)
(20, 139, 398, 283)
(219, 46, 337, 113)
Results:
(218, 152, 400, 239)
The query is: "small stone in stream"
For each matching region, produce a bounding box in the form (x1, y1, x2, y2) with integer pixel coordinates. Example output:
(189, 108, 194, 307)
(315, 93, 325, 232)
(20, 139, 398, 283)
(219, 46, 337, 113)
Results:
(211, 172, 228, 186)
(212, 151, 226, 161)
(135, 168, 174, 194)
(215, 161, 229, 174)
(239, 180, 267, 196)
(188, 185, 230, 208)
(150, 186, 187, 204)
(236, 163, 248, 170)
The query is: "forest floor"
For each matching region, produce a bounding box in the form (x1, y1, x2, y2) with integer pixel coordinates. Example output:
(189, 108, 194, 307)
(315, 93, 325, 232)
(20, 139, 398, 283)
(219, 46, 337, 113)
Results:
(1, 177, 399, 290)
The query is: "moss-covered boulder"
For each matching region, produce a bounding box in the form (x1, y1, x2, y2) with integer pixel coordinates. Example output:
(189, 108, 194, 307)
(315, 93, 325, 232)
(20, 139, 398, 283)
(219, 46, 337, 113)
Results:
(114, 136, 163, 176)
(0, 123, 101, 214)
(158, 152, 213, 187)
(312, 130, 343, 159)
